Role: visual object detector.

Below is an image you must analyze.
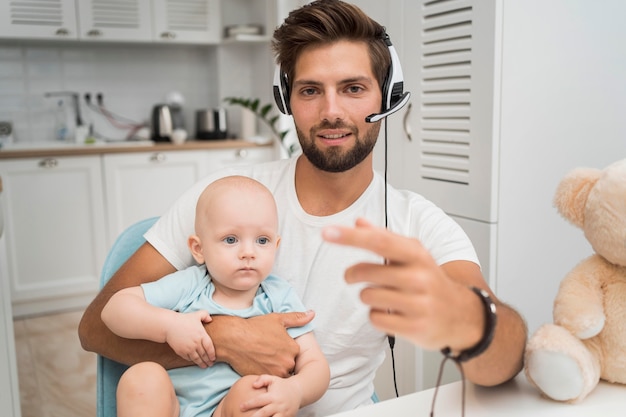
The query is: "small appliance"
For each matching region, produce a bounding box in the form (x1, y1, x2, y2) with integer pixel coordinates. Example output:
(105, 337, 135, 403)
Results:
(0, 121, 14, 147)
(196, 108, 228, 140)
(151, 104, 184, 142)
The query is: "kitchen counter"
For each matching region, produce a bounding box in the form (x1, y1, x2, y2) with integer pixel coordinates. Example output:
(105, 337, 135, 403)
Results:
(0, 139, 272, 159)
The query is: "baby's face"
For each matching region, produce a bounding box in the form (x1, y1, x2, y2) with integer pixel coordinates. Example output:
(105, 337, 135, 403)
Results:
(198, 187, 279, 291)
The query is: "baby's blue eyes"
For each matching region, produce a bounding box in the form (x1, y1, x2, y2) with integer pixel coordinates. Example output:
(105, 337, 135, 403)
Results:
(222, 236, 270, 245)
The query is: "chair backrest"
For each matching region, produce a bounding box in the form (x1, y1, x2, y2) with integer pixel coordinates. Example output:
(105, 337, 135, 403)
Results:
(97, 217, 158, 417)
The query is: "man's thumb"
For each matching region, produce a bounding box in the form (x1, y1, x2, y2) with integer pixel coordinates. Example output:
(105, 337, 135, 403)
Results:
(281, 310, 315, 328)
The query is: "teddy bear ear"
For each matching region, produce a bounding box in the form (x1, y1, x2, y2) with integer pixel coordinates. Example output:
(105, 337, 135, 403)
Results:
(553, 167, 601, 228)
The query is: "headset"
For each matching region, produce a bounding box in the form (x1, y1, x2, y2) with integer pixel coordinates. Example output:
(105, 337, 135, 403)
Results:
(272, 32, 411, 123)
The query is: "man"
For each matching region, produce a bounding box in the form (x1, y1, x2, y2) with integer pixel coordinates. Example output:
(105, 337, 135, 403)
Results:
(80, 1, 527, 415)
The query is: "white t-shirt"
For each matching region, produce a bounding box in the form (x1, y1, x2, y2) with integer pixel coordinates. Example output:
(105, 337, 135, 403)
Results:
(145, 156, 479, 417)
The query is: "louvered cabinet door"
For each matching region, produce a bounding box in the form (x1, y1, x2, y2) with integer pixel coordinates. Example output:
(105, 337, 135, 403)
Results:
(152, 0, 221, 44)
(402, 0, 499, 223)
(0, 0, 78, 40)
(77, 0, 153, 41)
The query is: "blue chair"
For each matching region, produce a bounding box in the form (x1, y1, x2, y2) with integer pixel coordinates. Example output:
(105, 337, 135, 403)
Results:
(97, 217, 158, 417)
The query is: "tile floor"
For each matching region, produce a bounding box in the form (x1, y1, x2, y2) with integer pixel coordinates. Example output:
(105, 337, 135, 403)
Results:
(14, 310, 96, 417)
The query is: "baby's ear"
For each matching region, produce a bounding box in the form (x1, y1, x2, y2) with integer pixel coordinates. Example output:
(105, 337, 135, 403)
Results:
(188, 235, 205, 264)
(276, 235, 281, 249)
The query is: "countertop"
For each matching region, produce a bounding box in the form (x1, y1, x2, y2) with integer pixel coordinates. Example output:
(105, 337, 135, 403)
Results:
(328, 374, 626, 417)
(0, 139, 272, 159)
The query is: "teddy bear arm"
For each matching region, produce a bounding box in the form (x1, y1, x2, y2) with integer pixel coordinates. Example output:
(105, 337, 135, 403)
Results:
(553, 259, 606, 339)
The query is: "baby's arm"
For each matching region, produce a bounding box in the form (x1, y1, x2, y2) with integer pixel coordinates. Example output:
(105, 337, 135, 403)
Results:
(239, 332, 330, 416)
(101, 286, 215, 368)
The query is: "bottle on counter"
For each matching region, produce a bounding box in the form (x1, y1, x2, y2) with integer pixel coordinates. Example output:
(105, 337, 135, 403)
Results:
(54, 100, 69, 141)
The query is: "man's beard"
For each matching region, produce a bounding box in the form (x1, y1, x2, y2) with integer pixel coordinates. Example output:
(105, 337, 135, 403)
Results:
(296, 120, 380, 173)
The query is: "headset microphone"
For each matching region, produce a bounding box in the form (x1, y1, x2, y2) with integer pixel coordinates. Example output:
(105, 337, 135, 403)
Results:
(365, 91, 410, 123)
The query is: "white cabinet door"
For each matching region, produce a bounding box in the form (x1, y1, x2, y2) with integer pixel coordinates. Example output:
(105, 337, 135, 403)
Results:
(0, 216, 20, 417)
(152, 0, 221, 43)
(400, 0, 498, 223)
(205, 146, 276, 170)
(76, 0, 152, 41)
(0, 0, 78, 40)
(103, 150, 209, 243)
(0, 156, 107, 317)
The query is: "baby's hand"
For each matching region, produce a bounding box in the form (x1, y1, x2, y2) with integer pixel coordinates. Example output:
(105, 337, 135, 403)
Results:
(165, 310, 215, 368)
(241, 375, 301, 417)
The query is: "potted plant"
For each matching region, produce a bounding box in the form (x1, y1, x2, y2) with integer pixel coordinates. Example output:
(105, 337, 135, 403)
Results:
(223, 97, 299, 157)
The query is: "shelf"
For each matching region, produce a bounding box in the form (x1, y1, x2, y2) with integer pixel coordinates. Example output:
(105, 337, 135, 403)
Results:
(222, 34, 270, 44)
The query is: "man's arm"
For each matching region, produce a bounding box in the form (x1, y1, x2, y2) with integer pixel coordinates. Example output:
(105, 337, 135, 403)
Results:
(79, 242, 185, 367)
(79, 242, 312, 376)
(439, 261, 527, 386)
(321, 218, 527, 386)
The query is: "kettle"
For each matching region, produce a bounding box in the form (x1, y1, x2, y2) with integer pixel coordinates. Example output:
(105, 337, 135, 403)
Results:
(151, 104, 184, 142)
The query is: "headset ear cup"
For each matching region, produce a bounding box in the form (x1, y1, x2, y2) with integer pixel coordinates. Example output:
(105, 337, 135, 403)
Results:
(365, 33, 410, 123)
(381, 34, 405, 112)
(381, 65, 392, 112)
(272, 66, 291, 115)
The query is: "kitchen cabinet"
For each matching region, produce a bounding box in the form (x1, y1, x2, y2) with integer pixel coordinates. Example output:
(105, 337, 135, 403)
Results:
(77, 0, 153, 42)
(0, 155, 107, 318)
(152, 0, 221, 44)
(0, 143, 276, 318)
(0, 0, 79, 40)
(103, 149, 209, 244)
(1, 0, 229, 44)
(104, 146, 276, 243)
(205, 146, 276, 169)
(0, 193, 20, 417)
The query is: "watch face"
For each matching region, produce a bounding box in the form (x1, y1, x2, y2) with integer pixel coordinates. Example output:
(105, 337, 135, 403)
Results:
(0, 121, 12, 137)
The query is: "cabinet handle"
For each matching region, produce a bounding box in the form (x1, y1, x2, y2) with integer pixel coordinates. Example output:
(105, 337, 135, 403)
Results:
(160, 31, 177, 40)
(87, 29, 103, 37)
(235, 149, 248, 159)
(403, 102, 413, 142)
(55, 28, 70, 36)
(149, 153, 167, 163)
(38, 158, 58, 168)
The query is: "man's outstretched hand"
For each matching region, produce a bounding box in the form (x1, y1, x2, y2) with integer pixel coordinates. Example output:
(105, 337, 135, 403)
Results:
(206, 310, 315, 377)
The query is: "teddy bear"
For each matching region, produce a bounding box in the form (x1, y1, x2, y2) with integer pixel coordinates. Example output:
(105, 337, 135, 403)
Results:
(524, 158, 626, 403)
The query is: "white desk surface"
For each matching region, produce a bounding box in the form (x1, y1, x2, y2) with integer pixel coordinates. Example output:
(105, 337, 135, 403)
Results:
(328, 374, 626, 417)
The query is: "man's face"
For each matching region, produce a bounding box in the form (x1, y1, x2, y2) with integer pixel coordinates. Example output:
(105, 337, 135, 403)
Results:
(289, 40, 383, 173)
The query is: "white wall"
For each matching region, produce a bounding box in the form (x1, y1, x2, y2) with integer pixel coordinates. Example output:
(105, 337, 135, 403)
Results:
(496, 0, 626, 335)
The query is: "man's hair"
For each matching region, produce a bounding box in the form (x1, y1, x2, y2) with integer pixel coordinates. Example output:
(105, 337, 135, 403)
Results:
(271, 0, 390, 92)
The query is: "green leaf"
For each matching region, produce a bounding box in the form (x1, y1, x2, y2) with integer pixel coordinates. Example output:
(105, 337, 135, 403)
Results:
(267, 115, 279, 127)
(260, 104, 272, 118)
